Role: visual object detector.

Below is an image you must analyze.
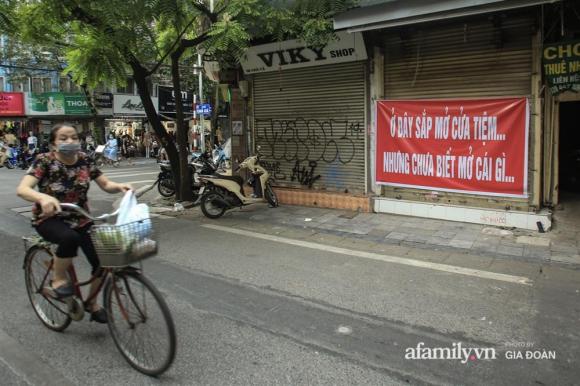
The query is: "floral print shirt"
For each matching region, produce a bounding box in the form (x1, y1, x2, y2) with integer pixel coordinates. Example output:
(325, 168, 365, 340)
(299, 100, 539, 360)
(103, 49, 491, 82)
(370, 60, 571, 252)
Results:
(27, 152, 103, 227)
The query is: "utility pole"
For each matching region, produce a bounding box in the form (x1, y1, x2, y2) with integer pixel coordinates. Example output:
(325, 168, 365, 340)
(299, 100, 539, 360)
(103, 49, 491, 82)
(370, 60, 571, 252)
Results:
(197, 0, 214, 153)
(197, 53, 204, 152)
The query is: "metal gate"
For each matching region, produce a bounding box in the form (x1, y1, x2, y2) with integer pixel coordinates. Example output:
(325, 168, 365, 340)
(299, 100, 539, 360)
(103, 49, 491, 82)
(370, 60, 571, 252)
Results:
(252, 61, 366, 193)
(380, 14, 536, 210)
(384, 15, 533, 99)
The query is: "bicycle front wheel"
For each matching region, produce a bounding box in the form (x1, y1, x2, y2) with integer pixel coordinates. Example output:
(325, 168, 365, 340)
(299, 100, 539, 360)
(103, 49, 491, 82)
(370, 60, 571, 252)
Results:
(24, 247, 72, 332)
(105, 270, 176, 376)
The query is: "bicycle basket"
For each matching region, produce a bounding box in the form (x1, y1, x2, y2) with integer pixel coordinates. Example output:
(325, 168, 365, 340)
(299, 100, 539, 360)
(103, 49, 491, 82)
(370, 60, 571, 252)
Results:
(90, 219, 157, 268)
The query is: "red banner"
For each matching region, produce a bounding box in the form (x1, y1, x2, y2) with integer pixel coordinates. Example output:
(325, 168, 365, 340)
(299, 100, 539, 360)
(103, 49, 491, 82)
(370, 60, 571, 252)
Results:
(0, 92, 25, 116)
(375, 98, 528, 197)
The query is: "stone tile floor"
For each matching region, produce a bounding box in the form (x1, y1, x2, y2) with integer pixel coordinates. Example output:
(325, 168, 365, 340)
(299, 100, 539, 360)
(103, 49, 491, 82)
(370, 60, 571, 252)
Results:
(152, 195, 580, 266)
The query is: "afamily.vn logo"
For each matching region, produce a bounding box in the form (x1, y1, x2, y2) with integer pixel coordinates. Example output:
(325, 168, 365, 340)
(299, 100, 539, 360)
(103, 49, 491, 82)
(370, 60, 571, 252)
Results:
(405, 342, 497, 364)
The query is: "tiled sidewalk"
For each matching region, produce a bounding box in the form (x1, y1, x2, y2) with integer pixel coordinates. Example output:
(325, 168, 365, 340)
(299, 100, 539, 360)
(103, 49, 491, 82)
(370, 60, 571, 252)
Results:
(152, 197, 580, 266)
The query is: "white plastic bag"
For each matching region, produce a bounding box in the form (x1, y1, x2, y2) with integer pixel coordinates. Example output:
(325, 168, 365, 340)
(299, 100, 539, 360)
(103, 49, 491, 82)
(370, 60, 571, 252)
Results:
(116, 191, 152, 245)
(116, 191, 149, 225)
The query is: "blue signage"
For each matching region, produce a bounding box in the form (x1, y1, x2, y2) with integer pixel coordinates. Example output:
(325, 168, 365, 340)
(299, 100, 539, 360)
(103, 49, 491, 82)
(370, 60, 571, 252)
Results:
(195, 103, 212, 115)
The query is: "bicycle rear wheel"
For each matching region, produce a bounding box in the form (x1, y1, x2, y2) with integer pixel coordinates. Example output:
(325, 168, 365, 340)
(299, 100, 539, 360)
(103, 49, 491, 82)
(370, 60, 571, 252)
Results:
(105, 270, 176, 376)
(24, 247, 72, 332)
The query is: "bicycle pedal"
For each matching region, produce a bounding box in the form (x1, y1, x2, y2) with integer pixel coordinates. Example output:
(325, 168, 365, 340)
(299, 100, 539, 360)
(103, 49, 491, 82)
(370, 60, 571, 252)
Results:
(66, 298, 85, 321)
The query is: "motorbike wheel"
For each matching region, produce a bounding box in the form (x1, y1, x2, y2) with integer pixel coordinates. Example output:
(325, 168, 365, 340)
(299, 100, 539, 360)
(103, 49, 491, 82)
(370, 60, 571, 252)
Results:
(4, 160, 15, 169)
(157, 179, 175, 197)
(265, 184, 279, 208)
(201, 192, 227, 219)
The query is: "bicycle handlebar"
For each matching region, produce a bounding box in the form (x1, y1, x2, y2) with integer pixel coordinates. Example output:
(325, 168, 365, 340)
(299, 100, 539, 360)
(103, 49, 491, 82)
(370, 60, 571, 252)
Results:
(59, 203, 120, 222)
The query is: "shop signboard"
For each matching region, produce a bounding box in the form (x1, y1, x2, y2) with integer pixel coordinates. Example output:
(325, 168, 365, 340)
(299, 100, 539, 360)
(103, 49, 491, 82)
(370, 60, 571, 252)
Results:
(94, 92, 113, 109)
(240, 31, 367, 74)
(113, 94, 158, 115)
(375, 98, 529, 198)
(543, 40, 580, 95)
(26, 92, 92, 115)
(158, 87, 193, 117)
(0, 92, 25, 116)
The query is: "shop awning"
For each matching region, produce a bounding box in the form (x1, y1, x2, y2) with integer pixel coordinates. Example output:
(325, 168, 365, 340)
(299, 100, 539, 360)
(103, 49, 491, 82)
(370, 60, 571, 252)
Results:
(334, 0, 561, 32)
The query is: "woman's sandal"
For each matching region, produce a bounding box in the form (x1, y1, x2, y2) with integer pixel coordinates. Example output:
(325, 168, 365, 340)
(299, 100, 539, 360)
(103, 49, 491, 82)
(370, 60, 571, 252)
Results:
(44, 282, 74, 299)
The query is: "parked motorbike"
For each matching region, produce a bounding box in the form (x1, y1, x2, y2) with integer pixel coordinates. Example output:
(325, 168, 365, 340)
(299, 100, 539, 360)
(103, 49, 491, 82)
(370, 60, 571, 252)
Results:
(19, 147, 37, 170)
(198, 149, 279, 219)
(156, 151, 217, 198)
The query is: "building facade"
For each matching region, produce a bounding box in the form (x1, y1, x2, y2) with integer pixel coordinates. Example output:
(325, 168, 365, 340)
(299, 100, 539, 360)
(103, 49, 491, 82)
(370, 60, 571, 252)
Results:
(239, 0, 579, 231)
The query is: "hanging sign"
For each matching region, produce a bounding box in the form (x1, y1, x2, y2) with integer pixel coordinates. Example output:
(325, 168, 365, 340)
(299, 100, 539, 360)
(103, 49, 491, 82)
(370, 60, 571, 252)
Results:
(94, 92, 113, 109)
(0, 92, 25, 116)
(195, 103, 212, 115)
(543, 40, 580, 95)
(375, 98, 529, 197)
(158, 86, 193, 117)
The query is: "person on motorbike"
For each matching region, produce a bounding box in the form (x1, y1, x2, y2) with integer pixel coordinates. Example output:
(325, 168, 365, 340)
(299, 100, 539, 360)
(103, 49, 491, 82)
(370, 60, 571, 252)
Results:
(16, 123, 132, 323)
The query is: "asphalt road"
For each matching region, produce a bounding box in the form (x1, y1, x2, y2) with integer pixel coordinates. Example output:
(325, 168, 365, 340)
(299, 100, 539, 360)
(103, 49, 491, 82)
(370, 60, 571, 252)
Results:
(0, 161, 579, 385)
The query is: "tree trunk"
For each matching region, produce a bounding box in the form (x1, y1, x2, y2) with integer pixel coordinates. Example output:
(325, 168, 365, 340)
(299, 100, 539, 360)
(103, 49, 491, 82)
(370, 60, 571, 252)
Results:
(130, 61, 182, 198)
(171, 48, 194, 201)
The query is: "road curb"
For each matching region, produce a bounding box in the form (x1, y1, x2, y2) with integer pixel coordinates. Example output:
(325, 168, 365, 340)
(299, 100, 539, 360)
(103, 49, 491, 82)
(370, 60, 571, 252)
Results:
(0, 329, 75, 386)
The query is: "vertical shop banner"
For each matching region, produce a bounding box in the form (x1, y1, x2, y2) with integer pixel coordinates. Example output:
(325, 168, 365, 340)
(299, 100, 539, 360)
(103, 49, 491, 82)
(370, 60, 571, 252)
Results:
(0, 92, 25, 116)
(375, 98, 529, 197)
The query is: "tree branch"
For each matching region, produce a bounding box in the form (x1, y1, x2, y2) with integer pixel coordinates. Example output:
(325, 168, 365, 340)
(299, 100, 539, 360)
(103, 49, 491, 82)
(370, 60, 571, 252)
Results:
(146, 14, 200, 76)
(181, 31, 210, 48)
(191, 0, 218, 23)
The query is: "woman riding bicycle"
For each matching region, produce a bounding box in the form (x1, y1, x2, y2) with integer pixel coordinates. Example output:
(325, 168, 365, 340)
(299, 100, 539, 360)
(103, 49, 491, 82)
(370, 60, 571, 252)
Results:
(16, 123, 131, 323)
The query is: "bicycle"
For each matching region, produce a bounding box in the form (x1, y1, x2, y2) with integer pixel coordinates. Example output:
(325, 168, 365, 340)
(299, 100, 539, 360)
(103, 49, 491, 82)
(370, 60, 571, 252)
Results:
(22, 203, 176, 376)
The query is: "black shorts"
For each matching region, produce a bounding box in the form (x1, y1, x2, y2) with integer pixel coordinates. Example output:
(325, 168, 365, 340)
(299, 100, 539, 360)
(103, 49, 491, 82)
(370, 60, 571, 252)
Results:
(35, 218, 100, 274)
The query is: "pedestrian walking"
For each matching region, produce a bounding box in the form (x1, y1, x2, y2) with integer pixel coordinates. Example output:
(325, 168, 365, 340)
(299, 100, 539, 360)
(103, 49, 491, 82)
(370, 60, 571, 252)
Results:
(27, 131, 38, 152)
(104, 134, 118, 162)
(143, 130, 152, 158)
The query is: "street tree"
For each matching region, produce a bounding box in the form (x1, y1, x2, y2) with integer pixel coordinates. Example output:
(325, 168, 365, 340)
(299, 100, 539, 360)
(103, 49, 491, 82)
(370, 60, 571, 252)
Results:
(8, 0, 357, 201)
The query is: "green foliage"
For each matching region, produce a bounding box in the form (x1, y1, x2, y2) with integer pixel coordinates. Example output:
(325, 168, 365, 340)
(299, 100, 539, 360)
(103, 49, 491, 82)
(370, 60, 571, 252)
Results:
(62, 32, 129, 88)
(5, 0, 359, 90)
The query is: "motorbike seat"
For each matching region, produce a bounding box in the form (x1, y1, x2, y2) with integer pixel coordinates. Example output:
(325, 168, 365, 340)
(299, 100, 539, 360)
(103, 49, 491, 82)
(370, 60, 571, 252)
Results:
(214, 174, 244, 189)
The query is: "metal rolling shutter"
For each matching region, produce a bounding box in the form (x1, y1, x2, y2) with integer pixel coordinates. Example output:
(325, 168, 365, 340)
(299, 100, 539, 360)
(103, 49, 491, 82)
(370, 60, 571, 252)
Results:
(253, 61, 366, 193)
(384, 16, 533, 98)
(380, 15, 536, 210)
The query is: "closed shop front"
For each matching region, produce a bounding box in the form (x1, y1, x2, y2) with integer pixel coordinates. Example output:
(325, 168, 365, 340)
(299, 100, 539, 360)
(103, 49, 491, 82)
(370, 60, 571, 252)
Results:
(242, 32, 371, 209)
(379, 13, 536, 212)
(253, 61, 366, 193)
(368, 9, 550, 229)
